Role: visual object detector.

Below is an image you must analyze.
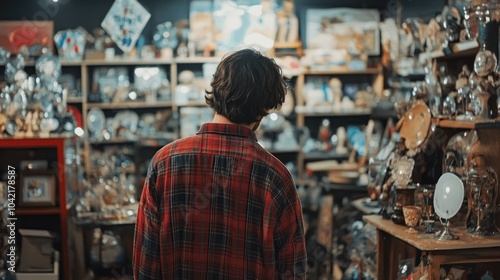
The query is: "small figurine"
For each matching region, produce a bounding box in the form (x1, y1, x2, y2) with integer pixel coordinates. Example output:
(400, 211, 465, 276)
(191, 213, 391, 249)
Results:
(329, 78, 342, 110)
(335, 126, 348, 155)
(276, 0, 299, 43)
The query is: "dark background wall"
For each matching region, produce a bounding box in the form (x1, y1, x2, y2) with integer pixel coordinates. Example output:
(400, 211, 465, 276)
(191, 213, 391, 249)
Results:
(0, 0, 445, 49)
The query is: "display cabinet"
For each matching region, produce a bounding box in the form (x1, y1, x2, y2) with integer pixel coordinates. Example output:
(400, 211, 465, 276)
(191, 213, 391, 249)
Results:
(294, 66, 384, 179)
(0, 136, 82, 280)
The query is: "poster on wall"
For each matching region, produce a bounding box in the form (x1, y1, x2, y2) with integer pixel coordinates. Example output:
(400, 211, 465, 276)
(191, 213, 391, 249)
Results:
(101, 0, 151, 53)
(0, 21, 54, 55)
(305, 8, 380, 55)
(212, 0, 277, 54)
(190, 1, 214, 55)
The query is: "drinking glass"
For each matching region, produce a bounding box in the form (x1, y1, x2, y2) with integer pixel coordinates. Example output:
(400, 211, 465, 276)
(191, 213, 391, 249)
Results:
(403, 205, 421, 233)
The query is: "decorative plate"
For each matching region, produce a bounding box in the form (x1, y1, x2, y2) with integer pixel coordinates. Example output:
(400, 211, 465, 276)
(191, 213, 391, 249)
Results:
(400, 101, 431, 150)
(114, 110, 139, 134)
(87, 107, 106, 134)
(5, 54, 25, 84)
(434, 172, 464, 219)
(36, 54, 61, 82)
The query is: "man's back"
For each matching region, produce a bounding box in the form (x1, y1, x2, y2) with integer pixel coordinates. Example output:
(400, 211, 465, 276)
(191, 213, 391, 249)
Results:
(133, 123, 306, 279)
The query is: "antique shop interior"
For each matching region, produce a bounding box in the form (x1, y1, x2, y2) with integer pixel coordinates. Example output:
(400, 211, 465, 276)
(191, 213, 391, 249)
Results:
(1, 0, 500, 279)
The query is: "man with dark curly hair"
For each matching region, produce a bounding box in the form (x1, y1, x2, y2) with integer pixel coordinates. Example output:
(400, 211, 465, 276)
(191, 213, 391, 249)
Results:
(133, 48, 306, 279)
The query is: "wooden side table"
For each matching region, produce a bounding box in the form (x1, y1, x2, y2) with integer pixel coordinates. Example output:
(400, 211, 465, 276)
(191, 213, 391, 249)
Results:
(363, 215, 500, 280)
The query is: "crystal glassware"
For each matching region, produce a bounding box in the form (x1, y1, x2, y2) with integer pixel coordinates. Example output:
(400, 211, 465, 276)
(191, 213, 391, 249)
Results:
(366, 157, 385, 206)
(472, 3, 498, 77)
(472, 85, 491, 120)
(466, 158, 500, 236)
(403, 205, 421, 233)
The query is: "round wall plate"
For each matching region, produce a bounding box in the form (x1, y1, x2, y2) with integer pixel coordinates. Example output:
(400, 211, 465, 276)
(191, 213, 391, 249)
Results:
(400, 102, 431, 150)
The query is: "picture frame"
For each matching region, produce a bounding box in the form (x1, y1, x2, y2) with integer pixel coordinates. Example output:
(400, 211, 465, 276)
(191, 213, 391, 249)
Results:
(305, 8, 380, 55)
(0, 20, 54, 55)
(19, 171, 57, 207)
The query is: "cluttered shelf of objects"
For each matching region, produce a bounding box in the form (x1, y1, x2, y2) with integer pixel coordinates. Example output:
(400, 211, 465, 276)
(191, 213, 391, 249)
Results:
(364, 215, 500, 251)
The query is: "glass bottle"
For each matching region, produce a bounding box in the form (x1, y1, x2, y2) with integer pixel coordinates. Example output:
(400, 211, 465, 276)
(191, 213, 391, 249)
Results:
(424, 61, 442, 117)
(465, 156, 500, 236)
(456, 65, 475, 120)
(473, 3, 498, 77)
(472, 84, 491, 120)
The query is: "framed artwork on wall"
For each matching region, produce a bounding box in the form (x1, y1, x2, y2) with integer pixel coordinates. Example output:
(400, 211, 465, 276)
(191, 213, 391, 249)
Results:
(0, 21, 54, 55)
(305, 8, 380, 55)
(19, 170, 57, 207)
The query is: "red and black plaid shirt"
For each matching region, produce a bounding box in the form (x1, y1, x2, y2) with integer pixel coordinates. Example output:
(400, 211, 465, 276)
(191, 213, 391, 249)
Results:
(133, 123, 307, 279)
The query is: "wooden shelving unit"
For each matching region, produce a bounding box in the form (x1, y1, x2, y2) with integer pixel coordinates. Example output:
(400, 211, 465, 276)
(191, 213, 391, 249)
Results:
(294, 65, 384, 179)
(76, 57, 218, 174)
(0, 136, 78, 280)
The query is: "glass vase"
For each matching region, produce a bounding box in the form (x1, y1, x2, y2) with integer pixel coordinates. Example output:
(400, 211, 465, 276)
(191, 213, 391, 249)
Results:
(465, 159, 500, 236)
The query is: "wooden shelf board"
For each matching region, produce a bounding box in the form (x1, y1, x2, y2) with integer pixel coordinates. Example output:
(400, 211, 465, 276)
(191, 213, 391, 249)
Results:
(364, 214, 500, 251)
(175, 57, 222, 64)
(0, 134, 77, 142)
(87, 101, 173, 109)
(90, 138, 137, 145)
(296, 107, 371, 117)
(436, 119, 477, 129)
(178, 101, 208, 107)
(303, 151, 349, 161)
(84, 58, 174, 65)
(17, 208, 60, 215)
(88, 166, 135, 173)
(303, 67, 381, 75)
(435, 119, 499, 129)
(60, 60, 84, 66)
(267, 148, 300, 154)
(136, 137, 175, 148)
(67, 97, 83, 103)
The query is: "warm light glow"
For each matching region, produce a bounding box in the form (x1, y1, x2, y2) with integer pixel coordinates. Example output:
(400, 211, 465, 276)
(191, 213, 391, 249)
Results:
(129, 91, 137, 100)
(74, 127, 84, 136)
(244, 32, 274, 50)
(270, 112, 278, 121)
(247, 5, 262, 16)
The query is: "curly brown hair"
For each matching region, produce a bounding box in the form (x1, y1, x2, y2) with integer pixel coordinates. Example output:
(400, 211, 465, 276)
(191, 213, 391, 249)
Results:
(205, 48, 287, 125)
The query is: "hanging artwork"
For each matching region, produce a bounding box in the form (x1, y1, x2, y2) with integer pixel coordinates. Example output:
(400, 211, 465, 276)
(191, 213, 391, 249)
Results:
(190, 1, 214, 56)
(101, 0, 151, 53)
(0, 21, 53, 55)
(305, 8, 380, 55)
(212, 0, 277, 54)
(54, 29, 86, 61)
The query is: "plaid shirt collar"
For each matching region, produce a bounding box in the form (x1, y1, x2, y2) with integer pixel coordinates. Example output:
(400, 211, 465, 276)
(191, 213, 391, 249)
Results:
(197, 122, 258, 142)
